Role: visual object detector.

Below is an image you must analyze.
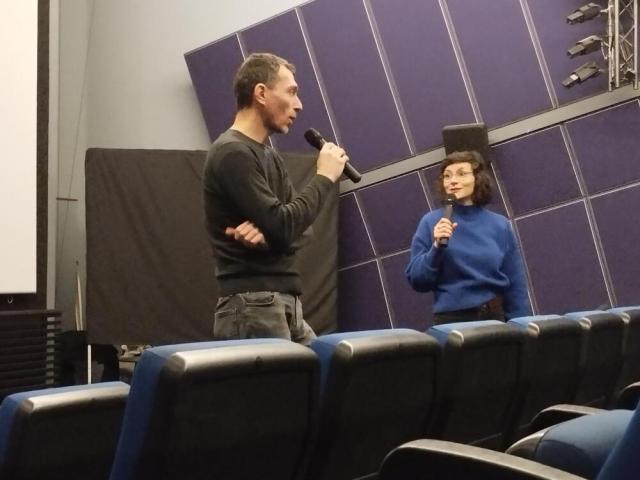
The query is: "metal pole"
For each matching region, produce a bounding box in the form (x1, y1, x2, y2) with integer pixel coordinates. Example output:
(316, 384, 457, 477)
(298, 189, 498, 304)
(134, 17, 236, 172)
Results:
(608, 0, 616, 90)
(634, 0, 638, 88)
(87, 344, 92, 384)
(615, 0, 621, 87)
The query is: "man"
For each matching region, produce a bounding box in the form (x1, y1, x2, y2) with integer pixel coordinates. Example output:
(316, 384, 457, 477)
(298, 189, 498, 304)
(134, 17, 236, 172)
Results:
(203, 53, 347, 344)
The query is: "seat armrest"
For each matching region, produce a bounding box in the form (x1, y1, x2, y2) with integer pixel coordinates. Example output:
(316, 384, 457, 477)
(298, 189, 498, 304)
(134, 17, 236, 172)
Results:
(615, 381, 640, 410)
(529, 404, 604, 433)
(379, 439, 584, 480)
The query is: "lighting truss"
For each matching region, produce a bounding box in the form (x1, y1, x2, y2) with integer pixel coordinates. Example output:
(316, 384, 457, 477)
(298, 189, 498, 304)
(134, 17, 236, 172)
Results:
(606, 0, 638, 89)
(565, 1, 638, 90)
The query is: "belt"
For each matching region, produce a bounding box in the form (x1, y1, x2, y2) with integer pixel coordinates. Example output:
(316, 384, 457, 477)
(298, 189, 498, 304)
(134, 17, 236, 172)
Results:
(442, 295, 504, 317)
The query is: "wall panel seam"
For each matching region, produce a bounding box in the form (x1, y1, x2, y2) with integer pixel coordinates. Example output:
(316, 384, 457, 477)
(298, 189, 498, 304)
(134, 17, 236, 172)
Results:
(362, 0, 415, 155)
(295, 8, 342, 145)
(519, 0, 559, 108)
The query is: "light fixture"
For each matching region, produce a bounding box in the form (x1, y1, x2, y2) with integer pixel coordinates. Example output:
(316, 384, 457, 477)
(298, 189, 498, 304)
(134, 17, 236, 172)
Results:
(562, 61, 602, 87)
(567, 2, 604, 24)
(567, 35, 603, 57)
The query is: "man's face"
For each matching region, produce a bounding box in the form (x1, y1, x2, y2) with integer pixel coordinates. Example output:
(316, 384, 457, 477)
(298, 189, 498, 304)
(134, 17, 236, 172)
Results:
(262, 66, 303, 135)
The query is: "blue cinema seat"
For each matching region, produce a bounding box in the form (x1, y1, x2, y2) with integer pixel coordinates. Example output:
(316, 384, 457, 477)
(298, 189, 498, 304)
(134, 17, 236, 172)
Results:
(0, 381, 129, 480)
(508, 315, 583, 441)
(427, 320, 529, 450)
(379, 402, 640, 480)
(507, 408, 633, 478)
(306, 328, 441, 480)
(109, 339, 319, 480)
(608, 306, 640, 405)
(564, 310, 626, 407)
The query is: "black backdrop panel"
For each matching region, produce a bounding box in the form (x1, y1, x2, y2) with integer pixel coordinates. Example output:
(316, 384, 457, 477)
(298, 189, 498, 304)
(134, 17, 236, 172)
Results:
(85, 148, 337, 345)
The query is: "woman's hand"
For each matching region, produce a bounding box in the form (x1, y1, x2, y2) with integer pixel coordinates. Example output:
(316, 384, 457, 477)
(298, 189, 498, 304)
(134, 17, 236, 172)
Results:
(433, 218, 458, 247)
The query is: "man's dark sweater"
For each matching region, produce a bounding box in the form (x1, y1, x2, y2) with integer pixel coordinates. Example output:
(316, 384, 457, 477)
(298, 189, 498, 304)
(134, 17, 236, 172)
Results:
(203, 129, 334, 296)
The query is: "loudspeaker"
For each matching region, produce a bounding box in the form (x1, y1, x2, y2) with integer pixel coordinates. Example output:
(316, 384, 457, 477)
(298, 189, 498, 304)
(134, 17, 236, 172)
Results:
(442, 123, 491, 165)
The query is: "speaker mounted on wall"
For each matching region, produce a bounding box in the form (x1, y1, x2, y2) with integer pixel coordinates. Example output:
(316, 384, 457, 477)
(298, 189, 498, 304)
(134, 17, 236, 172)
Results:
(442, 123, 491, 166)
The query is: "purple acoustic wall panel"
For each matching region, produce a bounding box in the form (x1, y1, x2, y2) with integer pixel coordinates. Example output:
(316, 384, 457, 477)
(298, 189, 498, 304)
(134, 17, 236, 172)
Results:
(369, 0, 475, 152)
(381, 251, 434, 330)
(591, 185, 640, 306)
(527, 0, 608, 105)
(421, 162, 508, 216)
(492, 126, 581, 216)
(300, 0, 411, 170)
(338, 261, 391, 331)
(184, 35, 243, 140)
(357, 173, 429, 255)
(240, 10, 334, 152)
(338, 193, 375, 268)
(420, 164, 442, 208)
(567, 100, 640, 194)
(516, 201, 609, 314)
(446, 0, 552, 127)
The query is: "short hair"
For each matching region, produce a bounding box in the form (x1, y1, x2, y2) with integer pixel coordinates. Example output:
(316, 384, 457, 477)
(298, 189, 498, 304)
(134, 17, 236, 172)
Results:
(435, 150, 493, 206)
(233, 53, 296, 110)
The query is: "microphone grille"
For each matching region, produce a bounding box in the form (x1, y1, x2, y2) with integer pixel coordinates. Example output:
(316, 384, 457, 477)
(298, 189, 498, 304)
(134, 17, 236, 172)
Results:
(445, 194, 457, 205)
(304, 128, 324, 149)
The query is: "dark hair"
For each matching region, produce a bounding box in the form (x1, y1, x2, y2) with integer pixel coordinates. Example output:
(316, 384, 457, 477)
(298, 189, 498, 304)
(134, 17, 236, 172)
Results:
(233, 53, 296, 110)
(435, 150, 493, 205)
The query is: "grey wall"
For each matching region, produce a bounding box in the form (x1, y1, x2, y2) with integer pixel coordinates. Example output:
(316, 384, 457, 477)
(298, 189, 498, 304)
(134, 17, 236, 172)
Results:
(54, 0, 307, 330)
(185, 0, 640, 332)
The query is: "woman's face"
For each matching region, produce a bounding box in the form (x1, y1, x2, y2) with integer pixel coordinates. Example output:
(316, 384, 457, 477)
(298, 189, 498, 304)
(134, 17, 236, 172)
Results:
(442, 161, 475, 205)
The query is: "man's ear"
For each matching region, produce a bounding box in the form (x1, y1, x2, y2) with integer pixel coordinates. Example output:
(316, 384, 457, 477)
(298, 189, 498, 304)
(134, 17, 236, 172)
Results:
(254, 83, 267, 106)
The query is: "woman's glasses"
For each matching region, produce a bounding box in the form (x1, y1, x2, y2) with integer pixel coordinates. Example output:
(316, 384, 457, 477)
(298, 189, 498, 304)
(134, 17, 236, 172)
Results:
(441, 170, 474, 182)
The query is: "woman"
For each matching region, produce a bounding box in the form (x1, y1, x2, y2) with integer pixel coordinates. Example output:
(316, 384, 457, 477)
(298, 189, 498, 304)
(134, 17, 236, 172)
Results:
(405, 151, 531, 324)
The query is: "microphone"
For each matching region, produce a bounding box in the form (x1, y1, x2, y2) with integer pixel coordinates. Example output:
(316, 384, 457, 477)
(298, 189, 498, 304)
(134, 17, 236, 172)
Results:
(303, 128, 362, 183)
(438, 194, 457, 248)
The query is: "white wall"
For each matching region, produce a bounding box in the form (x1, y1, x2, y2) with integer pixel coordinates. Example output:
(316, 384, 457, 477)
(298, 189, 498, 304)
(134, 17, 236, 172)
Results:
(55, 0, 307, 329)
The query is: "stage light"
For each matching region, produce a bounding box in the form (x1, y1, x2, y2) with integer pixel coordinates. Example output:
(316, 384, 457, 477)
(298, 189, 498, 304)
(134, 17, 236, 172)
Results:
(562, 61, 602, 87)
(567, 35, 603, 58)
(567, 2, 604, 24)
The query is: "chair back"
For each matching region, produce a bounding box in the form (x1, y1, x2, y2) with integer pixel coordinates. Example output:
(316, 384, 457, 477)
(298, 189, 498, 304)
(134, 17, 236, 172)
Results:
(307, 329, 441, 480)
(109, 339, 319, 480)
(608, 306, 640, 402)
(565, 310, 626, 407)
(428, 320, 529, 450)
(508, 315, 583, 441)
(0, 381, 129, 480)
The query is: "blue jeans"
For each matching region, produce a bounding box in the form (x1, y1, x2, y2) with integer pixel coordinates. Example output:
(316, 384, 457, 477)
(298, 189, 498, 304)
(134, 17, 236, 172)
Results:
(213, 291, 317, 345)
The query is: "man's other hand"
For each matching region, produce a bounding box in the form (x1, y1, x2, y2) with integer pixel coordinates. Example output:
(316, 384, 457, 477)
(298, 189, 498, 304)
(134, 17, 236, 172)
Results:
(225, 221, 268, 249)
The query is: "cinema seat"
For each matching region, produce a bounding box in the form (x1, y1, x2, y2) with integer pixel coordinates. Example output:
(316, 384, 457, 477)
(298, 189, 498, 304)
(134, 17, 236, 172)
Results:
(427, 320, 529, 450)
(307, 329, 441, 480)
(379, 439, 583, 480)
(507, 315, 583, 441)
(109, 339, 319, 480)
(564, 310, 625, 407)
(608, 306, 640, 404)
(0, 381, 129, 480)
(379, 401, 640, 480)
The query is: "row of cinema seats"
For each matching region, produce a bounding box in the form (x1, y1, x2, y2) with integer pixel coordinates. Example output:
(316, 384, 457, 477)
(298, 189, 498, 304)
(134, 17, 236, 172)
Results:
(0, 306, 637, 479)
(377, 403, 640, 480)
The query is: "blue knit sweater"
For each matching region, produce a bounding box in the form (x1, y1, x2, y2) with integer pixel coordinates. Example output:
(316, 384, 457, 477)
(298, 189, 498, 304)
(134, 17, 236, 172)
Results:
(405, 205, 531, 319)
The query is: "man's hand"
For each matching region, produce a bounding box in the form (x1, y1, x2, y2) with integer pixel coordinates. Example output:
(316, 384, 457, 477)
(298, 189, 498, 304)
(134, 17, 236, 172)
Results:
(316, 142, 348, 183)
(225, 221, 268, 249)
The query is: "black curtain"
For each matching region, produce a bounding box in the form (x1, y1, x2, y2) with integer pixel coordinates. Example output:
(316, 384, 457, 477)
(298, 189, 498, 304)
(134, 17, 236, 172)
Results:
(85, 148, 337, 345)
